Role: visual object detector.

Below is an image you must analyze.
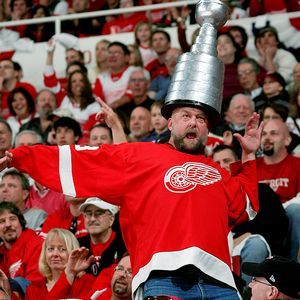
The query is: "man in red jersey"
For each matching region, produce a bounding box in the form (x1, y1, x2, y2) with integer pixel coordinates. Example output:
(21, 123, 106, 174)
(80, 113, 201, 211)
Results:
(257, 119, 300, 261)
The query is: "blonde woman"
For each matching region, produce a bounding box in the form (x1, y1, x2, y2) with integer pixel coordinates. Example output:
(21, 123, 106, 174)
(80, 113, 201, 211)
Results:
(25, 228, 95, 299)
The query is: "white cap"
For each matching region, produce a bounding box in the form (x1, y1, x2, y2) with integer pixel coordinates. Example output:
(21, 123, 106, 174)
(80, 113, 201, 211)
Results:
(52, 33, 80, 50)
(80, 197, 119, 215)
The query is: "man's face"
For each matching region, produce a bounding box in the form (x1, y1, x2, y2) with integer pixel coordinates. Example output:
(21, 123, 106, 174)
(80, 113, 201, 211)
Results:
(0, 211, 22, 245)
(237, 63, 259, 92)
(165, 48, 181, 76)
(293, 63, 300, 82)
(36, 90, 57, 117)
(0, 60, 17, 81)
(55, 127, 78, 145)
(107, 45, 128, 71)
(168, 107, 208, 154)
(152, 33, 170, 55)
(66, 50, 82, 65)
(248, 277, 273, 300)
(129, 107, 152, 139)
(227, 96, 253, 127)
(261, 120, 291, 157)
(0, 176, 28, 209)
(72, 0, 89, 12)
(89, 126, 112, 146)
(111, 256, 132, 297)
(129, 70, 149, 98)
(212, 149, 237, 173)
(83, 205, 114, 236)
(0, 123, 12, 152)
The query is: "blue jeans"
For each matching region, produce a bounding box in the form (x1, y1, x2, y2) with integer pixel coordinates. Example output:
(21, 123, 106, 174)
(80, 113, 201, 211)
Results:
(143, 274, 239, 299)
(240, 236, 269, 285)
(285, 203, 300, 261)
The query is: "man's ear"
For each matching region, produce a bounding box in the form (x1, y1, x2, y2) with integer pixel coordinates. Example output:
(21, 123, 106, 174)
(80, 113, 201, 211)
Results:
(268, 286, 279, 299)
(167, 118, 173, 131)
(284, 135, 292, 147)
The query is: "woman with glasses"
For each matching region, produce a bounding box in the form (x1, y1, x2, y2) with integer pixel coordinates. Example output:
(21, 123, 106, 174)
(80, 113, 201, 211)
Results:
(25, 228, 95, 299)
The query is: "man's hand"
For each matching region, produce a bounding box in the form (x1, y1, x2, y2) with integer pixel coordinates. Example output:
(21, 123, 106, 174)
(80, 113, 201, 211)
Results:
(0, 269, 11, 297)
(234, 112, 263, 161)
(65, 247, 94, 284)
(0, 151, 13, 172)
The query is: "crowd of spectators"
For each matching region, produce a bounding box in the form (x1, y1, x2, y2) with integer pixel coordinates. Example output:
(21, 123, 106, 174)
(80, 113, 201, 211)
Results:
(0, 1, 300, 299)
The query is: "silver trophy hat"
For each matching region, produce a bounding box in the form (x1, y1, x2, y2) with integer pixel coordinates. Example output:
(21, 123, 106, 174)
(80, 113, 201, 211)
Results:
(161, 0, 229, 125)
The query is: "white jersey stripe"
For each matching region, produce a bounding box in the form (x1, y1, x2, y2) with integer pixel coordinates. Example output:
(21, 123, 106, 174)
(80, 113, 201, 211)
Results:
(59, 145, 76, 197)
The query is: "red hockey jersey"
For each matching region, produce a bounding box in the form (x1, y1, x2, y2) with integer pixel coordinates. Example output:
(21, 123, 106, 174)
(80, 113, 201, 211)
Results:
(10, 143, 258, 299)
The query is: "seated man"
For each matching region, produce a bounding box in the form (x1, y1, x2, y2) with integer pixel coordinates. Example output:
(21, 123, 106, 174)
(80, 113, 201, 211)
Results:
(242, 256, 300, 300)
(0, 202, 43, 296)
(78, 197, 126, 276)
(0, 170, 47, 231)
(257, 119, 300, 261)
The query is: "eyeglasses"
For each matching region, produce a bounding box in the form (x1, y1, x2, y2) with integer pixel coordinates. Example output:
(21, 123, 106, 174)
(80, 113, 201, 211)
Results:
(84, 210, 110, 219)
(252, 277, 272, 286)
(130, 78, 147, 83)
(114, 265, 133, 277)
(237, 70, 255, 77)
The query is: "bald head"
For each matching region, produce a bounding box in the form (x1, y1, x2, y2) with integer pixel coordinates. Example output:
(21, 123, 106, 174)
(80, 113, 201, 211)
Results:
(261, 119, 291, 159)
(129, 107, 152, 140)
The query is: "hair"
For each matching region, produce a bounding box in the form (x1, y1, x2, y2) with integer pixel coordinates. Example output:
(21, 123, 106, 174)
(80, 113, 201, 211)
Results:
(238, 57, 261, 74)
(108, 41, 130, 56)
(152, 30, 171, 43)
(30, 4, 50, 17)
(36, 88, 56, 104)
(53, 117, 82, 138)
(7, 87, 35, 117)
(38, 228, 79, 279)
(217, 31, 242, 64)
(128, 44, 143, 67)
(66, 70, 95, 110)
(229, 25, 248, 50)
(66, 61, 87, 76)
(13, 61, 22, 72)
(150, 101, 163, 111)
(15, 130, 43, 146)
(2, 169, 30, 191)
(90, 123, 112, 140)
(130, 66, 150, 81)
(0, 120, 12, 134)
(0, 201, 26, 230)
(229, 93, 255, 111)
(134, 21, 153, 46)
(261, 103, 289, 122)
(10, 0, 32, 11)
(212, 144, 239, 161)
(66, 48, 84, 62)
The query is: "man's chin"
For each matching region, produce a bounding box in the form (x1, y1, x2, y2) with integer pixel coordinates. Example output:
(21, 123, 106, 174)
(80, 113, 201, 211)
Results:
(263, 148, 274, 156)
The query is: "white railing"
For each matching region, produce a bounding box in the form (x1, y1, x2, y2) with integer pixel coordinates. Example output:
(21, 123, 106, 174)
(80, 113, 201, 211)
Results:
(0, 0, 198, 34)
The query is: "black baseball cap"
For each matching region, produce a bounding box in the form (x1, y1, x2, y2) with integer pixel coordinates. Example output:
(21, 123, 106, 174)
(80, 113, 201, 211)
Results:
(242, 256, 300, 299)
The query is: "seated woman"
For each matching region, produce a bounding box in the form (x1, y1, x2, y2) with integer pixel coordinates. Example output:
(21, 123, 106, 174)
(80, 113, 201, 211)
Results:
(6, 87, 37, 142)
(25, 228, 95, 299)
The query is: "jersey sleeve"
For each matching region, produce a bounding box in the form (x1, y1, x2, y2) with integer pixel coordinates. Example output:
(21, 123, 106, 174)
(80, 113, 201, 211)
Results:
(226, 160, 259, 228)
(10, 144, 127, 206)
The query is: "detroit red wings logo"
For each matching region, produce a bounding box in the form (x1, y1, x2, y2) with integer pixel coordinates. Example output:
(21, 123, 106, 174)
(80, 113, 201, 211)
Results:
(164, 162, 221, 193)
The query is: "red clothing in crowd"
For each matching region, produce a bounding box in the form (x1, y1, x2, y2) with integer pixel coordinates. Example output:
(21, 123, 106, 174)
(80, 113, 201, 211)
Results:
(27, 185, 69, 215)
(249, 0, 287, 16)
(41, 206, 87, 239)
(43, 71, 67, 106)
(0, 229, 43, 282)
(25, 271, 95, 299)
(10, 143, 258, 298)
(257, 155, 300, 203)
(101, 12, 147, 35)
(1, 82, 37, 118)
(145, 58, 169, 80)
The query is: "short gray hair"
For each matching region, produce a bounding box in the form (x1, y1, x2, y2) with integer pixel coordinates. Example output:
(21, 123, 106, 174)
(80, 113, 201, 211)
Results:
(15, 130, 43, 147)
